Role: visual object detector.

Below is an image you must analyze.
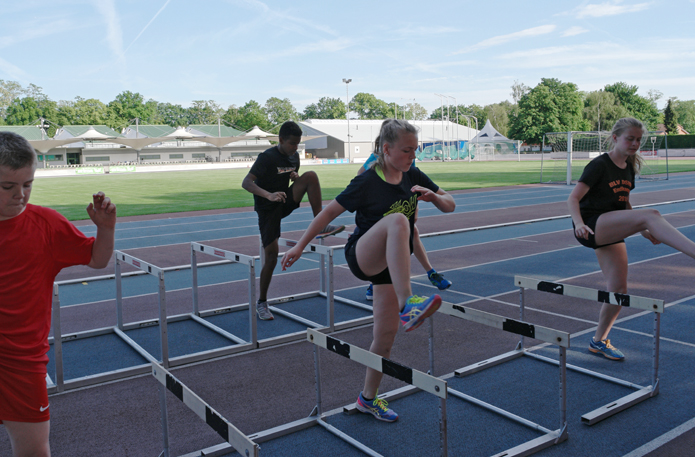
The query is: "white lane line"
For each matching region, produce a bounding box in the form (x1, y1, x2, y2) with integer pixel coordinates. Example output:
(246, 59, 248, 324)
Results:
(622, 417, 695, 457)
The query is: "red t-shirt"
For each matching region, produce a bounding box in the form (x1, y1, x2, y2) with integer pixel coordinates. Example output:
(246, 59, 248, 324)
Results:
(0, 204, 94, 373)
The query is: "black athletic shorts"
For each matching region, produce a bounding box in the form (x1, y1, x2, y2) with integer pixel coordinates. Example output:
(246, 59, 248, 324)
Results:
(344, 233, 413, 285)
(257, 184, 300, 248)
(573, 213, 625, 250)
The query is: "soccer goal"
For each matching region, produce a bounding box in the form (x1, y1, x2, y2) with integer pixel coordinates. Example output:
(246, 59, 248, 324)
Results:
(540, 131, 668, 185)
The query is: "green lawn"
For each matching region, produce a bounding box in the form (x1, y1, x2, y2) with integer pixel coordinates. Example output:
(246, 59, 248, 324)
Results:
(31, 159, 695, 221)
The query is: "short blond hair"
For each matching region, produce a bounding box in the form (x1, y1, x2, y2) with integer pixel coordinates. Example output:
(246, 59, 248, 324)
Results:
(0, 131, 37, 170)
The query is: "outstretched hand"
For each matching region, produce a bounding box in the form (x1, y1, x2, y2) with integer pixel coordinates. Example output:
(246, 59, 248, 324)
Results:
(574, 223, 593, 240)
(412, 185, 437, 202)
(281, 246, 303, 270)
(87, 192, 116, 229)
(641, 230, 661, 245)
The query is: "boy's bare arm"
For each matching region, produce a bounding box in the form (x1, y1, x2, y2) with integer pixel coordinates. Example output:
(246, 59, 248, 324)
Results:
(86, 192, 117, 269)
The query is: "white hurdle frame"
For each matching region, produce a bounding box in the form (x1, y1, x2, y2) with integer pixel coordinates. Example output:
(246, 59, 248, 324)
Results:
(308, 328, 449, 457)
(515, 276, 664, 425)
(256, 236, 373, 339)
(190, 242, 258, 348)
(437, 300, 570, 456)
(152, 363, 259, 457)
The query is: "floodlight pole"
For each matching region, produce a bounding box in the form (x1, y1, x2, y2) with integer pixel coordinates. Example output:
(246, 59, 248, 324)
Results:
(448, 96, 458, 159)
(343, 78, 352, 163)
(434, 94, 445, 159)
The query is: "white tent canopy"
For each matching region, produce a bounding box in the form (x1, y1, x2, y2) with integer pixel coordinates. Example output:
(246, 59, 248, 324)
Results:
(469, 119, 510, 143)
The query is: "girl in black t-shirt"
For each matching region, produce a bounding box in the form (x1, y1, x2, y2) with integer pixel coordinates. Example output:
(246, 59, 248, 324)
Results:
(568, 117, 695, 361)
(281, 119, 455, 422)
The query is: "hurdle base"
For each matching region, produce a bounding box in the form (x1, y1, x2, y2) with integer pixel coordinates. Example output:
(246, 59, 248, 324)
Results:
(454, 349, 524, 377)
(491, 426, 567, 457)
(581, 385, 657, 425)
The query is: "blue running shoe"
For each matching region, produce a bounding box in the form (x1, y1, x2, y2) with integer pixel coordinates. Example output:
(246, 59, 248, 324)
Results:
(366, 284, 374, 301)
(356, 392, 398, 422)
(589, 338, 625, 361)
(399, 294, 442, 332)
(427, 269, 452, 290)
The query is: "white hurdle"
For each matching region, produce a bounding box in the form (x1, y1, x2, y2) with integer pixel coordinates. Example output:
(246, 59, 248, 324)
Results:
(256, 235, 373, 338)
(152, 362, 259, 457)
(308, 328, 449, 457)
(430, 299, 570, 457)
(190, 242, 258, 348)
(515, 276, 664, 425)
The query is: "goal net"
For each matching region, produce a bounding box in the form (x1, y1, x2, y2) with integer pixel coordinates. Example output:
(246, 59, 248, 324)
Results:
(540, 131, 667, 184)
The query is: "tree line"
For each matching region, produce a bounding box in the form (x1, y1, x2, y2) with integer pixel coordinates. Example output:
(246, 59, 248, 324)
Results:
(1, 79, 693, 143)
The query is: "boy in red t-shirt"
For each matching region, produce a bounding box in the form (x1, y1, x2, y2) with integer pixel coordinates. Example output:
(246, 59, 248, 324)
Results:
(0, 131, 116, 457)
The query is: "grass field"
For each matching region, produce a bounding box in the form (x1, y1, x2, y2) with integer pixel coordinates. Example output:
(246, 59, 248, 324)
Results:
(31, 159, 695, 221)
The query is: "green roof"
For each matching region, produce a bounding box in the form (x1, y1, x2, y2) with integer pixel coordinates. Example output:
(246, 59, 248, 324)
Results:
(0, 125, 47, 140)
(60, 125, 124, 138)
(124, 125, 175, 138)
(189, 124, 243, 137)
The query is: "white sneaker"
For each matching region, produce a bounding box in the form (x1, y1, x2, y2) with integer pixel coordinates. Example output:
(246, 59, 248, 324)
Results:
(256, 300, 274, 320)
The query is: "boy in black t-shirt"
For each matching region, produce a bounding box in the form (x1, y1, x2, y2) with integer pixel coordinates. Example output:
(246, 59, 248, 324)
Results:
(568, 117, 695, 361)
(242, 121, 344, 320)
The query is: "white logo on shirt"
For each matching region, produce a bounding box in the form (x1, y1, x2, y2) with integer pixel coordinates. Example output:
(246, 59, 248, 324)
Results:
(39, 404, 49, 412)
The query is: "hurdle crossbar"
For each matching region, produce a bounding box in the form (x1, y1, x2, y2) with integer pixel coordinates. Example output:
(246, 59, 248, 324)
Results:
(308, 328, 449, 456)
(515, 275, 663, 425)
(432, 299, 569, 456)
(191, 242, 258, 347)
(152, 363, 259, 457)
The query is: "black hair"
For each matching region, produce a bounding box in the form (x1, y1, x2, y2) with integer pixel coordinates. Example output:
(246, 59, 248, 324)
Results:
(278, 121, 303, 140)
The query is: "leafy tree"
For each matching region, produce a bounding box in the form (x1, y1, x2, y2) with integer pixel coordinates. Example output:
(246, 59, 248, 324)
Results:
(303, 97, 346, 119)
(0, 80, 26, 119)
(187, 100, 222, 125)
(5, 96, 57, 126)
(604, 82, 661, 129)
(671, 99, 695, 134)
(221, 105, 241, 129)
(153, 102, 189, 127)
(511, 80, 530, 104)
(663, 98, 679, 134)
(236, 100, 270, 131)
(508, 85, 559, 143)
(404, 102, 428, 120)
(265, 97, 299, 127)
(106, 91, 157, 129)
(350, 92, 391, 119)
(484, 101, 513, 136)
(583, 90, 629, 131)
(508, 78, 586, 143)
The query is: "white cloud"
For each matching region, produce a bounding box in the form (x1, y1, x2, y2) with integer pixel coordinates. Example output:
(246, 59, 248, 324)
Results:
(562, 26, 589, 37)
(92, 0, 124, 58)
(0, 57, 27, 81)
(575, 1, 651, 18)
(455, 25, 556, 54)
(0, 18, 79, 49)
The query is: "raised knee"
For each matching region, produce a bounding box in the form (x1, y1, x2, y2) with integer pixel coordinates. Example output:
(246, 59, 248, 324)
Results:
(302, 170, 318, 183)
(386, 212, 409, 228)
(645, 208, 662, 219)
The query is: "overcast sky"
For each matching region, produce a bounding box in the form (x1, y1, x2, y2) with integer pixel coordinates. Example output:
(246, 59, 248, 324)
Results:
(2, 0, 694, 113)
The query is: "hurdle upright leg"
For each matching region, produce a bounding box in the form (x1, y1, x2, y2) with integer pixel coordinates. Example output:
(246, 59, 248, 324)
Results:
(115, 253, 124, 331)
(249, 258, 258, 347)
(191, 245, 199, 315)
(51, 283, 65, 393)
(159, 382, 170, 457)
(652, 311, 661, 393)
(157, 271, 170, 368)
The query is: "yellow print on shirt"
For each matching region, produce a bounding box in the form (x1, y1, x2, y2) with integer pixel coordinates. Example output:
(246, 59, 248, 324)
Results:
(383, 195, 418, 219)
